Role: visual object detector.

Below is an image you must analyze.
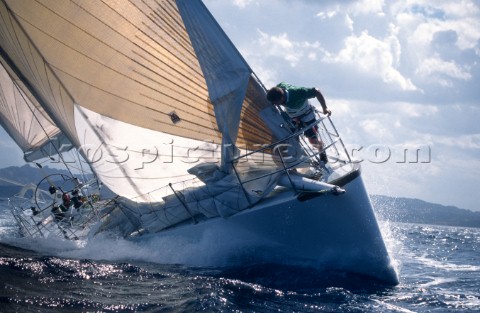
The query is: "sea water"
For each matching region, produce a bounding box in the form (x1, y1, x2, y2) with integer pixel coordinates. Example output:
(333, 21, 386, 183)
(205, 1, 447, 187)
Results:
(0, 201, 479, 312)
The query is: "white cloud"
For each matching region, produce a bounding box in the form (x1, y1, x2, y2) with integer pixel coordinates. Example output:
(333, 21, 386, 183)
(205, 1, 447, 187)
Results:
(360, 119, 392, 140)
(390, 1, 480, 90)
(409, 18, 480, 52)
(396, 102, 438, 117)
(324, 31, 417, 90)
(232, 0, 254, 8)
(325, 99, 352, 116)
(317, 1, 479, 93)
(345, 14, 354, 31)
(348, 0, 385, 16)
(408, 1, 480, 50)
(317, 11, 338, 19)
(416, 55, 472, 82)
(433, 133, 480, 150)
(256, 30, 321, 67)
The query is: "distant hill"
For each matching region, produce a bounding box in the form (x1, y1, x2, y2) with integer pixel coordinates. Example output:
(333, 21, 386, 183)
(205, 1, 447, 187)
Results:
(0, 164, 90, 185)
(0, 164, 58, 186)
(0, 164, 115, 199)
(371, 195, 480, 228)
(1, 165, 479, 228)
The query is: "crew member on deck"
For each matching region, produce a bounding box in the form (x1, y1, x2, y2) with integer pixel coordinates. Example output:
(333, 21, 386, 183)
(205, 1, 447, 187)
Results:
(71, 189, 83, 209)
(267, 82, 331, 164)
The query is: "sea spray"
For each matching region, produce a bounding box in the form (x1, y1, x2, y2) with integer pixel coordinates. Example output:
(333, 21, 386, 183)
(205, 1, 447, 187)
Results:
(371, 196, 404, 280)
(377, 219, 403, 280)
(51, 225, 279, 268)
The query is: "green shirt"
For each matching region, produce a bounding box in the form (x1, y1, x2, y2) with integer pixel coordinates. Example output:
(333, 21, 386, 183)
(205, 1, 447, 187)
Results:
(277, 82, 317, 110)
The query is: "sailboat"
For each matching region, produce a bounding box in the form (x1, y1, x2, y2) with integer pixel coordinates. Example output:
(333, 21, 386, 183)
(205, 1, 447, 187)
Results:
(0, 0, 398, 284)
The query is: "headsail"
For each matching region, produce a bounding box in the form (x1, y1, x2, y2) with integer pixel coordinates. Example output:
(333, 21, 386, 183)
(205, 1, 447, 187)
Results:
(0, 59, 72, 161)
(0, 0, 289, 201)
(177, 0, 250, 168)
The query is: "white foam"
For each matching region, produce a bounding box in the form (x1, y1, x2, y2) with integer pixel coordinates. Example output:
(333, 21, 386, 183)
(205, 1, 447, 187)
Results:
(416, 254, 480, 272)
(2, 235, 83, 254)
(417, 276, 458, 288)
(371, 299, 417, 313)
(4, 225, 279, 268)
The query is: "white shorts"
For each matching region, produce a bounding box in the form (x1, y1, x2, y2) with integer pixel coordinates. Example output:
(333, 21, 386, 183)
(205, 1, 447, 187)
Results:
(286, 101, 314, 120)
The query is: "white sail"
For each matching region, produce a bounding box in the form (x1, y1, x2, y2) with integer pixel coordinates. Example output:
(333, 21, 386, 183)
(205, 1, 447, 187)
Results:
(0, 58, 72, 161)
(0, 0, 291, 201)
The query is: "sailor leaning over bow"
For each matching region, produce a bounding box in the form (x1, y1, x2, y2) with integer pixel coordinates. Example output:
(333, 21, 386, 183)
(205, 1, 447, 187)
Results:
(267, 82, 331, 164)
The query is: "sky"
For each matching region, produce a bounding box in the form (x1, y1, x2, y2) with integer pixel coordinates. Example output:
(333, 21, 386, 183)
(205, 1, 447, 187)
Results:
(1, 0, 479, 211)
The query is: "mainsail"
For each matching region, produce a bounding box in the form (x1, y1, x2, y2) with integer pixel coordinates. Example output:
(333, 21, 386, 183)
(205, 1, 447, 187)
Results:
(0, 0, 291, 202)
